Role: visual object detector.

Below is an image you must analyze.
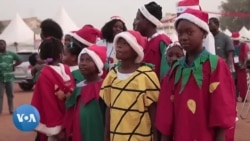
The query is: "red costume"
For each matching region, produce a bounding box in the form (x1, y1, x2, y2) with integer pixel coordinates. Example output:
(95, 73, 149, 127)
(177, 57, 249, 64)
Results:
(233, 41, 249, 100)
(155, 50, 237, 141)
(143, 33, 171, 79)
(31, 64, 75, 141)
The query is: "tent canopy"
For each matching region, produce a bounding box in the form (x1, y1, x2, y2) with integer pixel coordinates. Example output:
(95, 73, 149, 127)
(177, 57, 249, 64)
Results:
(239, 26, 250, 39)
(53, 6, 78, 35)
(223, 29, 231, 36)
(0, 13, 34, 46)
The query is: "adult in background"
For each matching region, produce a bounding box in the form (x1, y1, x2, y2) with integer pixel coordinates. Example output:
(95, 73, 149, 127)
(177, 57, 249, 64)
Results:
(209, 17, 235, 69)
(40, 19, 63, 40)
(0, 39, 22, 114)
(134, 1, 172, 80)
(231, 32, 249, 102)
(97, 16, 127, 70)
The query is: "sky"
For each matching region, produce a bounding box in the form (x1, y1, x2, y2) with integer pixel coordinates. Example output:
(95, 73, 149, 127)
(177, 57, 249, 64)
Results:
(0, 0, 223, 29)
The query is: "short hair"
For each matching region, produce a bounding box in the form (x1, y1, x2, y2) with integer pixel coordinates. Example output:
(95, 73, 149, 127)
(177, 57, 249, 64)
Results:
(209, 17, 220, 26)
(39, 37, 64, 64)
(101, 19, 127, 42)
(145, 2, 163, 21)
(40, 19, 63, 40)
(29, 53, 38, 66)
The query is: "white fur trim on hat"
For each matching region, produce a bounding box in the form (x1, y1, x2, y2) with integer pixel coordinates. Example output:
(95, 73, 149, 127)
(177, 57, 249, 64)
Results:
(78, 48, 104, 76)
(177, 5, 200, 13)
(139, 6, 162, 27)
(71, 33, 93, 46)
(114, 32, 144, 63)
(175, 13, 209, 33)
(232, 37, 241, 41)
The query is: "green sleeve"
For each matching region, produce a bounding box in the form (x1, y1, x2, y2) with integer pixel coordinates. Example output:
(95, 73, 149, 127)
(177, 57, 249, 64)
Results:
(11, 52, 21, 61)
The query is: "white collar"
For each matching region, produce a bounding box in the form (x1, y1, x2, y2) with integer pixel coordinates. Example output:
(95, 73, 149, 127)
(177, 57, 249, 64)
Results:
(70, 65, 79, 72)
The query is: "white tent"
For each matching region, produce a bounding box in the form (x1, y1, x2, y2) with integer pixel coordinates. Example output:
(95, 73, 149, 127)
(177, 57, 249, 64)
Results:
(239, 26, 250, 40)
(0, 13, 34, 46)
(53, 6, 78, 35)
(223, 29, 231, 36)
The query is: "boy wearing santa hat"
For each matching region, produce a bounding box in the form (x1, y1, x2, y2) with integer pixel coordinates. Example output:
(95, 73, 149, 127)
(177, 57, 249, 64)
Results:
(100, 30, 160, 141)
(134, 1, 172, 80)
(64, 45, 107, 141)
(156, 8, 236, 141)
(176, 0, 216, 55)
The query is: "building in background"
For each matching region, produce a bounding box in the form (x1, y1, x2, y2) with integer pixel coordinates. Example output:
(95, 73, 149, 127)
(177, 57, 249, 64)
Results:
(158, 13, 178, 42)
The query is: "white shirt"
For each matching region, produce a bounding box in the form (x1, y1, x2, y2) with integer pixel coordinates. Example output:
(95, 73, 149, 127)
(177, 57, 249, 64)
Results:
(204, 32, 216, 55)
(117, 71, 133, 80)
(96, 39, 115, 59)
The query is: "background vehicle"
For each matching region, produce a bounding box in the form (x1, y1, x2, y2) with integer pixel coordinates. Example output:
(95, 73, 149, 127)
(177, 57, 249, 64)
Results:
(14, 50, 37, 91)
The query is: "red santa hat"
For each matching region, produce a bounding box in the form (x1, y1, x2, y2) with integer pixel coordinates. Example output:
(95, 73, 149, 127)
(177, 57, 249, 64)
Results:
(69, 26, 101, 46)
(113, 30, 146, 63)
(175, 8, 209, 33)
(177, 0, 200, 14)
(231, 32, 241, 41)
(78, 45, 107, 76)
(139, 5, 162, 27)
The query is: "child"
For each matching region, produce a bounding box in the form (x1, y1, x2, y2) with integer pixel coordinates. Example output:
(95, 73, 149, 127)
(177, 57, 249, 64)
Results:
(62, 41, 84, 84)
(134, 2, 172, 79)
(100, 30, 160, 141)
(166, 41, 185, 67)
(155, 9, 236, 141)
(231, 32, 249, 102)
(28, 53, 45, 82)
(64, 45, 106, 141)
(31, 37, 75, 141)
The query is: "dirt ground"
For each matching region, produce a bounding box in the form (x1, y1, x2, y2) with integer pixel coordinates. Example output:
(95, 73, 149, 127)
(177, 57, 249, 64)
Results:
(0, 84, 249, 141)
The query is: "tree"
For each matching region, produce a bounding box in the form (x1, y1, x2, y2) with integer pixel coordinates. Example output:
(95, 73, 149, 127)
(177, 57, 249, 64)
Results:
(219, 0, 250, 32)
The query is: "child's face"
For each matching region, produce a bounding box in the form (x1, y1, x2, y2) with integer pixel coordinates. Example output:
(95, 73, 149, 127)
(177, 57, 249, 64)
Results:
(113, 21, 124, 36)
(78, 53, 98, 76)
(176, 20, 206, 52)
(115, 38, 137, 61)
(134, 11, 148, 36)
(62, 48, 77, 66)
(64, 35, 72, 46)
(167, 46, 184, 66)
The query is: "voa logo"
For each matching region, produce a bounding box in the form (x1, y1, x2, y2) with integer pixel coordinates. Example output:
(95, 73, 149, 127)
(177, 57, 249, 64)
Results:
(16, 113, 37, 122)
(12, 104, 40, 131)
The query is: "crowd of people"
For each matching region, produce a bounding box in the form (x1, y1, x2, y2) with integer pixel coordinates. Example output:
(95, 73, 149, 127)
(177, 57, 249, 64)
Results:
(0, 0, 249, 141)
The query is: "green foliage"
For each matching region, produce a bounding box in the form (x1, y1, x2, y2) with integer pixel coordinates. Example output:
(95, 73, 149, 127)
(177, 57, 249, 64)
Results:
(219, 0, 250, 32)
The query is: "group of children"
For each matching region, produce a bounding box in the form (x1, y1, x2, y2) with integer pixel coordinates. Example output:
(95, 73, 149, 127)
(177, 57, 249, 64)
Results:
(30, 1, 237, 141)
